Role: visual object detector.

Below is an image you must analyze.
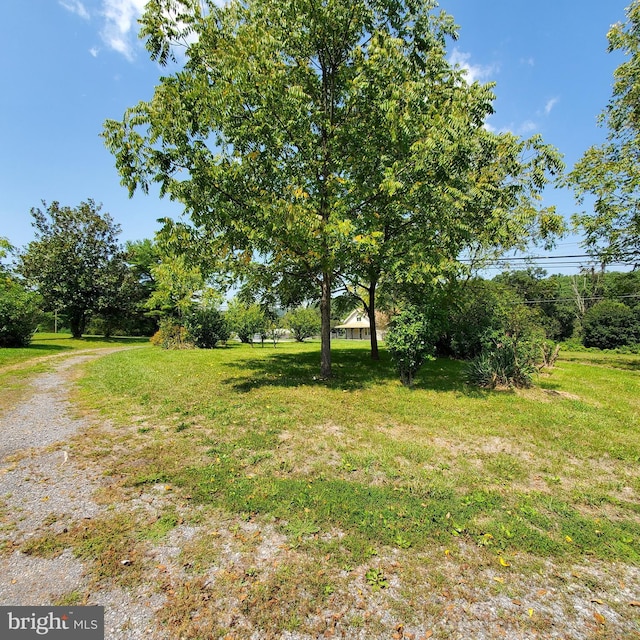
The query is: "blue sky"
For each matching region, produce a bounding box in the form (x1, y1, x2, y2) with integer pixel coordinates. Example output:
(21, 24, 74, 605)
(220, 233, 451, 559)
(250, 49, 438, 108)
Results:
(0, 0, 632, 273)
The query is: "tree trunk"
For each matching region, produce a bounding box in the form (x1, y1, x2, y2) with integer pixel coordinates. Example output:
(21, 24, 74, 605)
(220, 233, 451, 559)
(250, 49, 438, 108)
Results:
(367, 280, 379, 361)
(320, 270, 332, 379)
(69, 310, 85, 339)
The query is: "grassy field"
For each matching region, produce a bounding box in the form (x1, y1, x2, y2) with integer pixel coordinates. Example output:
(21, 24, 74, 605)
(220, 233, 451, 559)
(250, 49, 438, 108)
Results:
(0, 333, 148, 414)
(34, 339, 636, 638)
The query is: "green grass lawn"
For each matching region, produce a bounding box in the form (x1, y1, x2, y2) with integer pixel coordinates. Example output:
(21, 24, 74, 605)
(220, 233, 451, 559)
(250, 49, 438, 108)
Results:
(74, 341, 640, 561)
(0, 332, 149, 368)
(0, 333, 148, 414)
(28, 340, 640, 636)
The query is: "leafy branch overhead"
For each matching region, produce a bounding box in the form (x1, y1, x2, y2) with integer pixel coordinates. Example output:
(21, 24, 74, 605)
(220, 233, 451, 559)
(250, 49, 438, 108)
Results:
(103, 0, 564, 377)
(570, 0, 640, 267)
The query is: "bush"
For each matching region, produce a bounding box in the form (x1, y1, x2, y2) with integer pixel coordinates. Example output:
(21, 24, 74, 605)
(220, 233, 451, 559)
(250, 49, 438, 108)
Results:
(385, 307, 435, 386)
(184, 307, 229, 348)
(442, 280, 505, 359)
(283, 307, 321, 342)
(0, 276, 41, 347)
(150, 319, 193, 349)
(559, 337, 588, 352)
(582, 300, 640, 349)
(465, 334, 541, 389)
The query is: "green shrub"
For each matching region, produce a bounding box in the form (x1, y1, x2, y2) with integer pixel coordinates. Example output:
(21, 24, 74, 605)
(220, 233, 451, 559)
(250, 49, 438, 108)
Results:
(559, 337, 588, 352)
(465, 334, 542, 389)
(385, 307, 435, 386)
(184, 307, 229, 348)
(150, 319, 193, 349)
(444, 280, 505, 359)
(0, 276, 41, 347)
(582, 300, 640, 350)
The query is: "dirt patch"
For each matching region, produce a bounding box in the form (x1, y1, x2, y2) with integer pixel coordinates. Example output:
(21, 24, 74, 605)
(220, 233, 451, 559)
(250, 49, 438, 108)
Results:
(543, 389, 583, 402)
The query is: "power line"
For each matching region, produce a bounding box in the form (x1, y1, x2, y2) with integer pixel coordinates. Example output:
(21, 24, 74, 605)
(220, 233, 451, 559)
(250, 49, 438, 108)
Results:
(460, 252, 638, 265)
(518, 294, 640, 305)
(480, 262, 630, 271)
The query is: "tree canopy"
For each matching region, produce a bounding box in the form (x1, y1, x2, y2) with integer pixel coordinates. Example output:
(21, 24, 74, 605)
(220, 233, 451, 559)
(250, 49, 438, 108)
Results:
(570, 0, 640, 267)
(104, 0, 563, 377)
(18, 200, 127, 338)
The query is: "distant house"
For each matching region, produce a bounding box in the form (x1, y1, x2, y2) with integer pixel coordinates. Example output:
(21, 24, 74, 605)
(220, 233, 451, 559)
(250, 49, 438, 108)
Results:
(334, 309, 388, 341)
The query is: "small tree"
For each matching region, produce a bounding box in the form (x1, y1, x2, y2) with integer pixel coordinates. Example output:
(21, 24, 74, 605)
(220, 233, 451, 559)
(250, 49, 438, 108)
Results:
(226, 299, 265, 345)
(184, 306, 229, 348)
(283, 307, 321, 342)
(150, 318, 192, 349)
(0, 275, 41, 347)
(385, 307, 436, 387)
(146, 254, 204, 321)
(260, 317, 285, 348)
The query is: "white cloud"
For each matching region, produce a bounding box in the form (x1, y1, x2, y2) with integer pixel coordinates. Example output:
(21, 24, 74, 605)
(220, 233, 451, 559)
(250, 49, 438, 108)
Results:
(100, 0, 146, 60)
(520, 56, 535, 67)
(89, 46, 99, 57)
(487, 120, 539, 136)
(449, 48, 498, 84)
(544, 97, 559, 115)
(483, 120, 497, 133)
(518, 120, 538, 134)
(59, 0, 90, 20)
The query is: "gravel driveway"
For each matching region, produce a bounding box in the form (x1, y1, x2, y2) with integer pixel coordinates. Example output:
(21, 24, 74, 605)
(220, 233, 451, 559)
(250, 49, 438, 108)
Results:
(0, 350, 166, 639)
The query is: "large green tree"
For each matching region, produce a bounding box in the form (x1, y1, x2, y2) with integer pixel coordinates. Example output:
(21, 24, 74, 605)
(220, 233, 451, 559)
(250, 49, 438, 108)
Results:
(0, 239, 41, 347)
(18, 200, 127, 338)
(570, 0, 640, 267)
(104, 0, 562, 377)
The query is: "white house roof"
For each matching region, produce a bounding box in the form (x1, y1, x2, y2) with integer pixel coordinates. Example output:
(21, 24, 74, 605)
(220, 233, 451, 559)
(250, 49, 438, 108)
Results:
(335, 309, 370, 329)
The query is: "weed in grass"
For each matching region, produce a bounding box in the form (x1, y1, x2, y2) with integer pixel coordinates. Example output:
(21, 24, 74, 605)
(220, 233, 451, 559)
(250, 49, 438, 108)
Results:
(285, 517, 320, 544)
(394, 534, 412, 549)
(365, 567, 388, 590)
(484, 452, 528, 484)
(70, 513, 147, 586)
(238, 561, 321, 633)
(41, 513, 60, 527)
(22, 509, 182, 588)
(129, 471, 170, 487)
(144, 510, 180, 542)
(178, 530, 223, 575)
